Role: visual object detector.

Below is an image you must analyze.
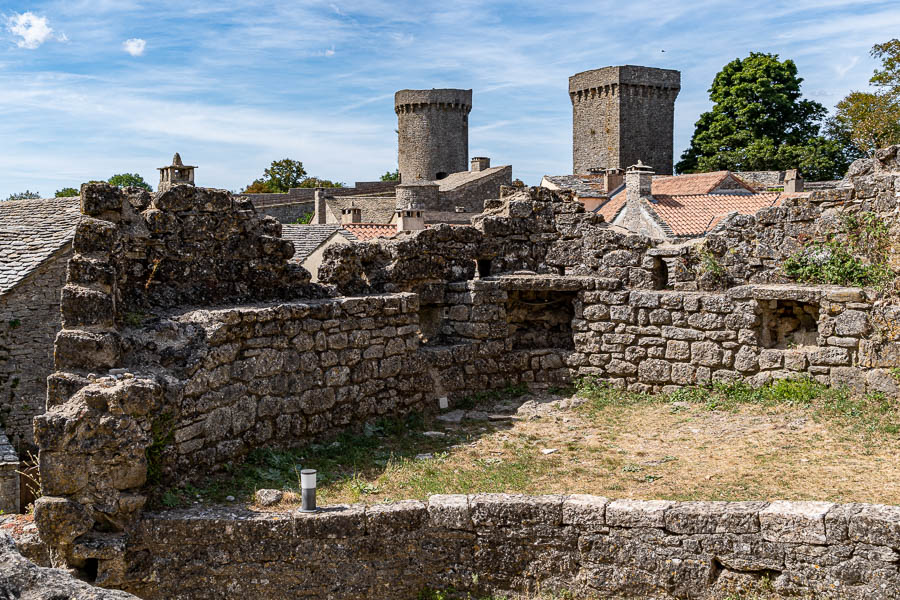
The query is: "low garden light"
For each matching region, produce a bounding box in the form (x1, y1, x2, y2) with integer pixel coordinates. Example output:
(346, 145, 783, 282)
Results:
(300, 469, 317, 513)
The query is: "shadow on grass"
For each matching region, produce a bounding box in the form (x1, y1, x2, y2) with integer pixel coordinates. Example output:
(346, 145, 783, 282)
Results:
(153, 384, 536, 508)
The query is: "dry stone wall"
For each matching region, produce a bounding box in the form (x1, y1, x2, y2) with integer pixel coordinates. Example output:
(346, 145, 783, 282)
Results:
(31, 153, 900, 594)
(110, 495, 900, 600)
(0, 249, 69, 451)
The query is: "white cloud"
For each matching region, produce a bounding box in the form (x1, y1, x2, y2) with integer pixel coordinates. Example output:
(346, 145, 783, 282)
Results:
(324, 46, 335, 57)
(7, 12, 56, 49)
(123, 38, 146, 56)
(122, 37, 146, 56)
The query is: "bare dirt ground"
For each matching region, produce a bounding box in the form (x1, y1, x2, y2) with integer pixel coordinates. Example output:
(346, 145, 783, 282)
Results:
(236, 384, 900, 508)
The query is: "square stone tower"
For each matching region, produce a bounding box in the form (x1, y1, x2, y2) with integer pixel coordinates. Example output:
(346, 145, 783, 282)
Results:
(569, 65, 681, 176)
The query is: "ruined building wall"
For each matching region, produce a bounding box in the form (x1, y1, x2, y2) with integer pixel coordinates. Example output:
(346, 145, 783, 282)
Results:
(395, 89, 472, 183)
(0, 248, 69, 452)
(436, 165, 513, 213)
(30, 152, 900, 590)
(570, 66, 681, 175)
(118, 495, 900, 600)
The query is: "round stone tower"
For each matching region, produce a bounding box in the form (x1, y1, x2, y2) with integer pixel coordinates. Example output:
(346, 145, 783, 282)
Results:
(569, 65, 680, 176)
(395, 88, 472, 183)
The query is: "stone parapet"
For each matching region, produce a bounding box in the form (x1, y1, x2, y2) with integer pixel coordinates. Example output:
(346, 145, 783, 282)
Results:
(106, 495, 900, 599)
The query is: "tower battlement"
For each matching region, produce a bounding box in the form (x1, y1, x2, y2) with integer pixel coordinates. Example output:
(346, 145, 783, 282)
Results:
(395, 88, 472, 183)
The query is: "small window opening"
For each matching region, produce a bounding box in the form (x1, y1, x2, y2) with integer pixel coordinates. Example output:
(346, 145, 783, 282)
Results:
(435, 172, 449, 180)
(476, 259, 492, 278)
(759, 300, 819, 349)
(650, 256, 669, 290)
(506, 290, 576, 350)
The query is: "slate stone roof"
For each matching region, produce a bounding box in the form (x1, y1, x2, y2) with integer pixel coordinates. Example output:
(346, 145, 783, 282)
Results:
(326, 196, 396, 224)
(647, 193, 782, 237)
(437, 166, 512, 191)
(0, 197, 81, 295)
(281, 224, 355, 262)
(541, 174, 608, 198)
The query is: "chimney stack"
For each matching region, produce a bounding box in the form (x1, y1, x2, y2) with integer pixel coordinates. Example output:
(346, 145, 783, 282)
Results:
(340, 202, 362, 224)
(396, 203, 426, 232)
(624, 161, 654, 230)
(471, 157, 491, 172)
(784, 169, 804, 193)
(314, 188, 329, 224)
(604, 168, 625, 193)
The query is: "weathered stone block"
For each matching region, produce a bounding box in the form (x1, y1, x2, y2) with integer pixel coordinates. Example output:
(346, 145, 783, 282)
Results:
(605, 499, 673, 528)
(760, 501, 834, 544)
(428, 494, 472, 531)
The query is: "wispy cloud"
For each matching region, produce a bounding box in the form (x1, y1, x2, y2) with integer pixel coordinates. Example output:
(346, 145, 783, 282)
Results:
(0, 0, 896, 198)
(122, 37, 146, 56)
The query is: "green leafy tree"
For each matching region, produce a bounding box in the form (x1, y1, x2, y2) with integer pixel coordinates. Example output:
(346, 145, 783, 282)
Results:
(380, 169, 400, 181)
(296, 177, 344, 189)
(108, 173, 153, 191)
(55, 187, 79, 197)
(5, 190, 41, 201)
(677, 52, 850, 179)
(830, 40, 900, 157)
(243, 159, 344, 192)
(262, 159, 308, 192)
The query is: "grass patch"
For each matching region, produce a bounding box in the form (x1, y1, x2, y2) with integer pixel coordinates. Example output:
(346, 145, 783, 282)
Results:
(575, 377, 900, 438)
(154, 378, 900, 509)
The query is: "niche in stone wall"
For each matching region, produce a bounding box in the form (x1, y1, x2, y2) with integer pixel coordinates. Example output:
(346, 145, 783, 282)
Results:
(506, 290, 576, 350)
(758, 299, 820, 349)
(418, 304, 443, 344)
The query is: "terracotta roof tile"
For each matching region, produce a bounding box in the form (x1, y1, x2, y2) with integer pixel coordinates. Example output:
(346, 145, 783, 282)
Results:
(651, 171, 755, 196)
(648, 193, 782, 237)
(595, 194, 627, 223)
(342, 223, 397, 241)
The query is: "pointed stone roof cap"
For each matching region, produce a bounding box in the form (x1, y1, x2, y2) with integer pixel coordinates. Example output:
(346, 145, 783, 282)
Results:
(172, 152, 183, 166)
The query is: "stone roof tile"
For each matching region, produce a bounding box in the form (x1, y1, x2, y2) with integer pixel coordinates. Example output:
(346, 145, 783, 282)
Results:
(0, 197, 80, 296)
(281, 224, 355, 262)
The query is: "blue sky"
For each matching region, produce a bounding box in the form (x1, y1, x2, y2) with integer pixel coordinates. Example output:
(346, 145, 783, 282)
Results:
(0, 0, 898, 198)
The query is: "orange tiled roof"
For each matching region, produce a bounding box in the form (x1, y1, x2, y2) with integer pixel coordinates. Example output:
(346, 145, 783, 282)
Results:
(342, 223, 397, 241)
(648, 193, 782, 237)
(595, 194, 627, 223)
(650, 171, 755, 196)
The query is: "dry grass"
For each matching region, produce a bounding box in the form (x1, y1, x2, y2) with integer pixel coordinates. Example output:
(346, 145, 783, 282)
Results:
(157, 379, 900, 509)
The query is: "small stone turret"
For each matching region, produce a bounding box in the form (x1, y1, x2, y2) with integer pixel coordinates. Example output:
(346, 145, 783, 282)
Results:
(471, 157, 491, 172)
(395, 88, 472, 183)
(157, 152, 197, 192)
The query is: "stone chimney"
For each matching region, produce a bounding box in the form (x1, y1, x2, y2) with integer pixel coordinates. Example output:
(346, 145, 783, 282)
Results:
(604, 168, 625, 192)
(314, 188, 328, 224)
(396, 203, 426, 232)
(784, 169, 804, 193)
(340, 201, 361, 224)
(471, 157, 491, 172)
(623, 161, 654, 230)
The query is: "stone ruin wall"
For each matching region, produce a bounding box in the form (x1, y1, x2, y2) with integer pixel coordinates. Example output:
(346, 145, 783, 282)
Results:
(23, 147, 900, 598)
(112, 496, 900, 600)
(0, 248, 70, 452)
